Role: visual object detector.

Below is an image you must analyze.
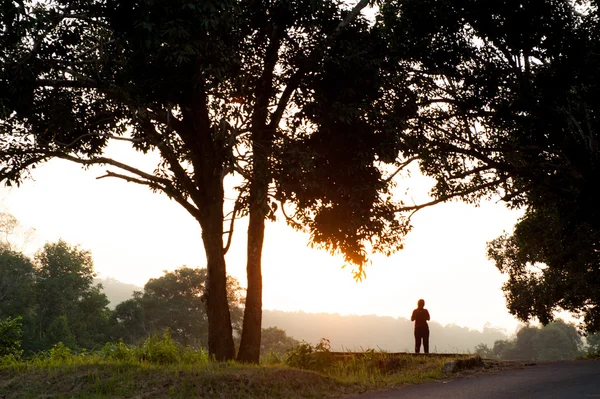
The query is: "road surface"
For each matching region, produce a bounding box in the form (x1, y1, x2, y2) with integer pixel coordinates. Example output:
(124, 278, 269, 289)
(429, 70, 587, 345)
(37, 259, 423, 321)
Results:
(348, 360, 600, 399)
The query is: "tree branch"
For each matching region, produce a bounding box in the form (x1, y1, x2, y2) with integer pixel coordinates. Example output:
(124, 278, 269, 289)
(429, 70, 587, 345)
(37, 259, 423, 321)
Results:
(134, 109, 201, 204)
(268, 0, 371, 130)
(51, 152, 168, 185)
(385, 157, 418, 183)
(278, 199, 304, 230)
(223, 195, 243, 255)
(96, 170, 201, 219)
(54, 132, 142, 149)
(400, 178, 507, 213)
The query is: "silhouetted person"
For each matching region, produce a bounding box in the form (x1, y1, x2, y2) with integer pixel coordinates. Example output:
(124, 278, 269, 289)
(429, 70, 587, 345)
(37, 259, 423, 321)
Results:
(411, 299, 430, 353)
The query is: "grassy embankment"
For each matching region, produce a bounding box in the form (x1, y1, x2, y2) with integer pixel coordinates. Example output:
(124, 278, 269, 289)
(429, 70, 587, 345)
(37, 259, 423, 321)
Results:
(0, 334, 468, 398)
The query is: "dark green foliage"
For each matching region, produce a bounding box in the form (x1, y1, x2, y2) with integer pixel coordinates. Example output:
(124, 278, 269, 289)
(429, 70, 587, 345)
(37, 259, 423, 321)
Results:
(44, 316, 77, 350)
(0, 246, 37, 352)
(479, 320, 583, 360)
(383, 0, 595, 207)
(1, 0, 400, 361)
(0, 233, 111, 353)
(488, 203, 600, 332)
(32, 240, 111, 351)
(0, 0, 403, 270)
(0, 316, 23, 357)
(380, 0, 600, 332)
(0, 247, 35, 319)
(112, 267, 244, 348)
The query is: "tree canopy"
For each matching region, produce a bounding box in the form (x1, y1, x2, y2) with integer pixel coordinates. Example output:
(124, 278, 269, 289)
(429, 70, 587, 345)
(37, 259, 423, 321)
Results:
(381, 0, 600, 333)
(1, 0, 413, 361)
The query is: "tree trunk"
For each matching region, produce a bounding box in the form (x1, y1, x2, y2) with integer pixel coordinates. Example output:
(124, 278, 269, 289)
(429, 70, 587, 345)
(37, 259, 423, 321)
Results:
(199, 201, 236, 361)
(237, 204, 265, 363)
(237, 134, 270, 363)
(237, 29, 280, 361)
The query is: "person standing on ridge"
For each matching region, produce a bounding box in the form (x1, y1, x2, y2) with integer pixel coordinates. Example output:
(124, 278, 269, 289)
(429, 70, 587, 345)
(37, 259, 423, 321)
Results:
(411, 299, 430, 354)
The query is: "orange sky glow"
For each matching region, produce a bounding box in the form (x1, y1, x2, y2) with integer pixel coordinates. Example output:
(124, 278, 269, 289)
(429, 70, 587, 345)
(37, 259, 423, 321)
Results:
(1, 142, 525, 335)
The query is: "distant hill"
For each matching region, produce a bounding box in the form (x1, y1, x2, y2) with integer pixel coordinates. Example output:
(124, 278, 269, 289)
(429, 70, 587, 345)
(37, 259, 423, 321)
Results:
(95, 277, 142, 309)
(95, 277, 509, 352)
(262, 310, 509, 353)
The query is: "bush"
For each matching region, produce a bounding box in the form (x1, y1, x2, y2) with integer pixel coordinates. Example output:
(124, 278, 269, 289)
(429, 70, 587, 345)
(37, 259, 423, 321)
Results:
(0, 353, 22, 367)
(285, 338, 332, 372)
(101, 341, 134, 362)
(261, 350, 283, 365)
(0, 316, 23, 358)
(49, 342, 73, 362)
(136, 330, 180, 364)
(180, 345, 210, 365)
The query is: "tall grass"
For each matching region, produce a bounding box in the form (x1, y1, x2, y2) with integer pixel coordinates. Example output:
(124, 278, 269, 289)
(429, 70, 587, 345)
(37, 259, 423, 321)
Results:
(284, 339, 455, 389)
(1, 331, 211, 370)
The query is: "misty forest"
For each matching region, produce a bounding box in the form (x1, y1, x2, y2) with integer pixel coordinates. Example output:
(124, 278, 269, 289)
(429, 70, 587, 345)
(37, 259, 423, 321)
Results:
(1, 1, 600, 394)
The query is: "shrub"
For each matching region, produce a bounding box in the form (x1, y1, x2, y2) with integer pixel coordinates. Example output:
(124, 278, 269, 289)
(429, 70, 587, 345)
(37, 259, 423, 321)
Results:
(180, 345, 210, 365)
(261, 350, 283, 365)
(101, 341, 134, 362)
(0, 316, 23, 358)
(49, 342, 73, 362)
(285, 338, 332, 372)
(136, 330, 180, 364)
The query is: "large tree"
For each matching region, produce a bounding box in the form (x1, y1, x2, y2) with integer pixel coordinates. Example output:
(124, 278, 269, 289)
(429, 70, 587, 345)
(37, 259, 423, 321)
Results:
(1, 0, 412, 361)
(381, 0, 600, 332)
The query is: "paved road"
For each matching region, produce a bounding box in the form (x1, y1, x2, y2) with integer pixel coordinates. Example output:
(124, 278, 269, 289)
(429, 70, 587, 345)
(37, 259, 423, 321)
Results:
(348, 360, 600, 399)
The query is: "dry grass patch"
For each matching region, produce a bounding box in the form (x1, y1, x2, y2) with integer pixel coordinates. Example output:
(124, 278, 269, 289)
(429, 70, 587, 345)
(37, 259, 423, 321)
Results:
(0, 362, 362, 399)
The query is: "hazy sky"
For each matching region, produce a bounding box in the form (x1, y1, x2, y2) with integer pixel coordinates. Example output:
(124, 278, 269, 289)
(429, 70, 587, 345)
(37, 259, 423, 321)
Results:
(0, 142, 525, 335)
